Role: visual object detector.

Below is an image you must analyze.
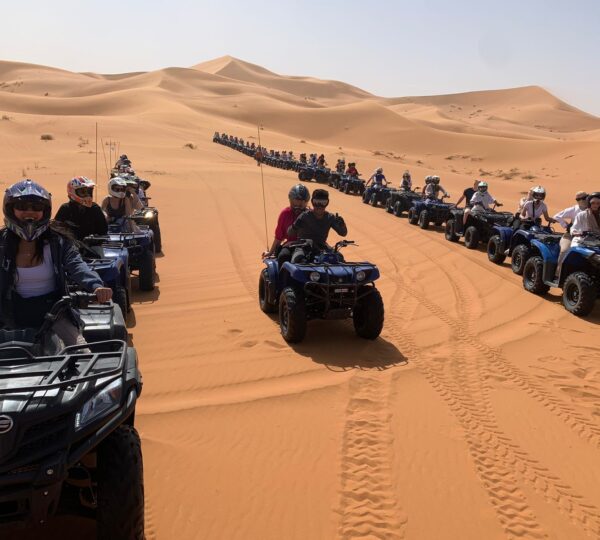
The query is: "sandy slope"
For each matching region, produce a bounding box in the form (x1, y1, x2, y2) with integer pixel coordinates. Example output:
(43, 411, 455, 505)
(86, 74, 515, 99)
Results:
(2, 56, 600, 540)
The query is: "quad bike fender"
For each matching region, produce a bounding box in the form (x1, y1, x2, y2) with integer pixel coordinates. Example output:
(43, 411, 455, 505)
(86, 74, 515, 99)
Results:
(529, 238, 560, 263)
(560, 247, 600, 284)
(509, 228, 532, 252)
(493, 225, 513, 246)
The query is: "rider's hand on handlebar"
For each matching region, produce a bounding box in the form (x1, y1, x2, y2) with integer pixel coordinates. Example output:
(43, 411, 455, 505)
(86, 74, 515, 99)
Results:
(94, 287, 113, 303)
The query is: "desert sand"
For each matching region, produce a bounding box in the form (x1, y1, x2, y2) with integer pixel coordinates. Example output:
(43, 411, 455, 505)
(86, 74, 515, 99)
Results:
(2, 55, 600, 540)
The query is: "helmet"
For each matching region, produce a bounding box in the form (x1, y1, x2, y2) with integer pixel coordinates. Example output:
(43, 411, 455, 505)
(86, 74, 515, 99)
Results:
(376, 167, 383, 174)
(120, 154, 128, 160)
(109, 177, 128, 199)
(67, 176, 95, 207)
(4, 179, 52, 241)
(586, 192, 600, 204)
(531, 185, 546, 200)
(311, 188, 329, 207)
(432, 176, 440, 185)
(403, 170, 411, 178)
(477, 181, 488, 192)
(288, 184, 310, 202)
(425, 175, 432, 184)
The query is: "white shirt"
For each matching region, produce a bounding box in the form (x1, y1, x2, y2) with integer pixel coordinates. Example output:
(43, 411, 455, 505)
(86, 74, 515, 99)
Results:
(470, 191, 495, 209)
(16, 244, 55, 298)
(553, 204, 584, 228)
(571, 209, 600, 237)
(521, 200, 547, 220)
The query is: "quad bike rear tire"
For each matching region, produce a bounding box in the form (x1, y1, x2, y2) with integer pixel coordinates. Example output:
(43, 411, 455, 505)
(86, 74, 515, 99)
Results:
(138, 250, 156, 291)
(344, 183, 350, 194)
(259, 269, 277, 313)
(464, 226, 480, 249)
(487, 235, 506, 264)
(408, 207, 419, 225)
(279, 287, 306, 343)
(523, 256, 549, 295)
(511, 244, 530, 275)
(97, 425, 145, 540)
(445, 219, 459, 242)
(418, 209, 430, 230)
(362, 191, 369, 204)
(562, 272, 597, 316)
(353, 288, 384, 339)
(386, 198, 394, 213)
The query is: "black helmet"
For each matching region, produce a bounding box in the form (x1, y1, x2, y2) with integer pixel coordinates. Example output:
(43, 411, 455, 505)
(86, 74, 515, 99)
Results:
(587, 192, 600, 204)
(4, 179, 52, 241)
(289, 184, 310, 202)
(120, 154, 128, 160)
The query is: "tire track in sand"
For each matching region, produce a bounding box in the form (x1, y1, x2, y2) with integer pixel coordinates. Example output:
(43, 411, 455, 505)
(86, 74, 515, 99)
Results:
(336, 233, 408, 539)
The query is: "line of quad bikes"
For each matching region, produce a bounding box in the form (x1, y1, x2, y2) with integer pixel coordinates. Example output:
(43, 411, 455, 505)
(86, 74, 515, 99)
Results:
(0, 169, 163, 539)
(215, 133, 600, 346)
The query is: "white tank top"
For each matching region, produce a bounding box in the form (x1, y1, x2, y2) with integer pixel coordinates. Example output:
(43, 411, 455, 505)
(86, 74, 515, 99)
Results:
(16, 244, 55, 298)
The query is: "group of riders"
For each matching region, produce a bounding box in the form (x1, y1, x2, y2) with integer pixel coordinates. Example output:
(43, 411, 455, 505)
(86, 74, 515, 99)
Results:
(0, 154, 155, 349)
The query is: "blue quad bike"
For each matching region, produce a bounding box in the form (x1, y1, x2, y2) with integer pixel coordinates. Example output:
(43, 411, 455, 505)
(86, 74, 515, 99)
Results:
(522, 231, 600, 316)
(385, 188, 422, 217)
(78, 239, 131, 318)
(407, 195, 453, 229)
(338, 175, 366, 195)
(363, 185, 393, 207)
(86, 218, 156, 292)
(486, 220, 561, 274)
(258, 240, 384, 343)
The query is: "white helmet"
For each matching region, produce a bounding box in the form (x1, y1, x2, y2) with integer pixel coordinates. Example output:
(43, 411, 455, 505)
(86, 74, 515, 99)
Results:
(425, 175, 433, 184)
(432, 175, 440, 185)
(108, 177, 127, 199)
(531, 185, 546, 200)
(477, 181, 488, 192)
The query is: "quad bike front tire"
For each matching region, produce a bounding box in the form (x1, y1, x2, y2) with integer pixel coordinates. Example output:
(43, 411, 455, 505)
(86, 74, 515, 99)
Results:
(523, 256, 550, 295)
(138, 250, 156, 291)
(386, 198, 394, 213)
(393, 201, 404, 217)
(344, 183, 350, 194)
(464, 226, 480, 249)
(353, 288, 384, 339)
(362, 191, 370, 204)
(97, 425, 145, 540)
(259, 269, 277, 313)
(511, 244, 530, 275)
(408, 207, 419, 225)
(418, 209, 430, 230)
(114, 286, 129, 318)
(445, 219, 459, 241)
(562, 272, 597, 316)
(279, 287, 306, 343)
(370, 193, 378, 207)
(487, 235, 506, 264)
(150, 222, 162, 254)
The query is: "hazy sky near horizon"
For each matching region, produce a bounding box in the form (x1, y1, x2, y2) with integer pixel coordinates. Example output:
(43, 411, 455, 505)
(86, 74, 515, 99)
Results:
(1, 0, 599, 115)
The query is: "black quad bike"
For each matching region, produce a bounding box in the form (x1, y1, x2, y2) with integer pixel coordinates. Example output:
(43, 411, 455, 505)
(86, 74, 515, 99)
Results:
(0, 292, 144, 539)
(445, 206, 515, 248)
(385, 188, 422, 217)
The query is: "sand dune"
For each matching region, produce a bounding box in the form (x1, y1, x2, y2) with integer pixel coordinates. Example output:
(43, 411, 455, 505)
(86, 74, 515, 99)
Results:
(2, 57, 600, 540)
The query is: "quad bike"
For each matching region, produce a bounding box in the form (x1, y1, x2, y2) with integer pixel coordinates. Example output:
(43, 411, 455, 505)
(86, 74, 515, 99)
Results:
(259, 240, 384, 343)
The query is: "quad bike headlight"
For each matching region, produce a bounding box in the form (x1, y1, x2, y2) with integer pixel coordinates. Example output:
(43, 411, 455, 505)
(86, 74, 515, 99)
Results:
(144, 211, 154, 219)
(356, 270, 366, 281)
(75, 378, 123, 430)
(309, 271, 321, 282)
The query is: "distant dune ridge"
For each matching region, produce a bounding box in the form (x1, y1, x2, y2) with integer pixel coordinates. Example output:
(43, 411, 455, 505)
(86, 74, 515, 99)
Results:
(2, 56, 600, 540)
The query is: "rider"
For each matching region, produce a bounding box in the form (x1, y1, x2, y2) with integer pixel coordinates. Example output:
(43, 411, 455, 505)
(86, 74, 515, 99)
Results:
(400, 171, 412, 191)
(264, 184, 311, 265)
(520, 186, 556, 225)
(0, 180, 112, 346)
(570, 192, 600, 248)
(366, 168, 388, 190)
(553, 191, 588, 230)
(114, 154, 131, 170)
(101, 177, 143, 232)
(287, 189, 347, 263)
(335, 159, 346, 174)
(54, 177, 108, 241)
(346, 162, 359, 178)
(423, 176, 449, 201)
(455, 180, 479, 208)
(317, 154, 327, 168)
(463, 181, 501, 225)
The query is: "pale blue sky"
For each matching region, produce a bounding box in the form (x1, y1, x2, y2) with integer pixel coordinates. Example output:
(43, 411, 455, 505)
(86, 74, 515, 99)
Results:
(1, 0, 599, 115)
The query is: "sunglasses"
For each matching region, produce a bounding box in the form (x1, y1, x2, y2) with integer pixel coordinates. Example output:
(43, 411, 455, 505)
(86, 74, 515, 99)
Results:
(576, 196, 587, 201)
(14, 201, 46, 212)
(312, 199, 329, 207)
(75, 187, 94, 196)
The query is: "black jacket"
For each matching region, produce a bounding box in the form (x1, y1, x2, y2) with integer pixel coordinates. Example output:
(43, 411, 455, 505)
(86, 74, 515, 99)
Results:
(55, 201, 108, 241)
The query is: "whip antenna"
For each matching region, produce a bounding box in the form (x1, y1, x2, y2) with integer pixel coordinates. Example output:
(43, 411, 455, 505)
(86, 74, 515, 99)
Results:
(257, 124, 269, 250)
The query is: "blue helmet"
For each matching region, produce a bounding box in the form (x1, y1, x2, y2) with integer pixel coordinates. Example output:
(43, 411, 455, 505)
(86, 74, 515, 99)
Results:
(4, 179, 52, 241)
